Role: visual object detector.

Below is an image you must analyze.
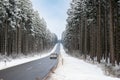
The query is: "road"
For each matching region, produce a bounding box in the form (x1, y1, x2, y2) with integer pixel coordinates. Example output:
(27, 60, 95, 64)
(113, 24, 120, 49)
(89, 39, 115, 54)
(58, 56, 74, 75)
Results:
(54, 43, 60, 54)
(0, 43, 60, 80)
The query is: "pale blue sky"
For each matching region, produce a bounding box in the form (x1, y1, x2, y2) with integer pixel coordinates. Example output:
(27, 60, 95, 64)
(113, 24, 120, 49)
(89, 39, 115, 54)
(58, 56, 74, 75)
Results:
(31, 0, 70, 39)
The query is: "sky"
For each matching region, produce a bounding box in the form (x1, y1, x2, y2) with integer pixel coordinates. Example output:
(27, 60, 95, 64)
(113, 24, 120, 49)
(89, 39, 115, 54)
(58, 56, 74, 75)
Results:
(30, 0, 71, 39)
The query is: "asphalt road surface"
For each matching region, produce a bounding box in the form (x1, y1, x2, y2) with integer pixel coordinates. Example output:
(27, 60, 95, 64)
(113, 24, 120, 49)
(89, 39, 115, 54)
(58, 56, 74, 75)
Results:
(0, 43, 60, 80)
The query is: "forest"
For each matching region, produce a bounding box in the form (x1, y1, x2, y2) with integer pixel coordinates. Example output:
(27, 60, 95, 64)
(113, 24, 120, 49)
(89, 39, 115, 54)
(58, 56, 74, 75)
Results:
(0, 0, 120, 79)
(0, 0, 57, 57)
(62, 0, 120, 66)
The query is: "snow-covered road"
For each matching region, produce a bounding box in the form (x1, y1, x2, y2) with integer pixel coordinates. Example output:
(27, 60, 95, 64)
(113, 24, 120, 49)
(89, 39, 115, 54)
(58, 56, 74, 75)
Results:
(49, 44, 120, 80)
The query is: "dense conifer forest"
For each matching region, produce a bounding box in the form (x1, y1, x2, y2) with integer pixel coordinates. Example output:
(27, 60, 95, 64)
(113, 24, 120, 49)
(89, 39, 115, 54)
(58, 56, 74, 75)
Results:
(0, 0, 57, 57)
(62, 0, 120, 66)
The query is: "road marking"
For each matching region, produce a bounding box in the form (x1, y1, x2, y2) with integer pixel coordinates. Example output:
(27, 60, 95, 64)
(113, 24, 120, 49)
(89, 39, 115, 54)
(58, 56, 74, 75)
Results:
(26, 67, 32, 71)
(38, 62, 42, 65)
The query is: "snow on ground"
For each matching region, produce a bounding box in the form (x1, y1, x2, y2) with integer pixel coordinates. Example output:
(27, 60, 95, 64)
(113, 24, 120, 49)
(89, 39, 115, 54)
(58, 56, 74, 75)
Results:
(49, 44, 120, 80)
(0, 44, 58, 70)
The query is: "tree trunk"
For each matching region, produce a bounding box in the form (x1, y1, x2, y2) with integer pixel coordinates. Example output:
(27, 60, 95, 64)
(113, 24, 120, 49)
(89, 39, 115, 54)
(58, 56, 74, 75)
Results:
(4, 19, 8, 55)
(109, 0, 115, 65)
(97, 0, 102, 63)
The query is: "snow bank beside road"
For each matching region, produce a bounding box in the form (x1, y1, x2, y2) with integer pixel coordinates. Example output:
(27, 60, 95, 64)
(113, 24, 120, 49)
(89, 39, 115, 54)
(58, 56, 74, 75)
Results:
(0, 44, 58, 70)
(49, 44, 120, 80)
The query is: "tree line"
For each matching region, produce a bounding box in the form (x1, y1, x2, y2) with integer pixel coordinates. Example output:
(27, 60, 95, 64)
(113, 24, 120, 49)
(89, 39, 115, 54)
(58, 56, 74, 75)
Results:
(62, 0, 120, 66)
(0, 0, 58, 57)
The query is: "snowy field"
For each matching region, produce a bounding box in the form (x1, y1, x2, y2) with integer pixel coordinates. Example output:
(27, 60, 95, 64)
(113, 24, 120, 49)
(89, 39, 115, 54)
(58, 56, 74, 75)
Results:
(0, 44, 58, 70)
(49, 44, 120, 80)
